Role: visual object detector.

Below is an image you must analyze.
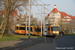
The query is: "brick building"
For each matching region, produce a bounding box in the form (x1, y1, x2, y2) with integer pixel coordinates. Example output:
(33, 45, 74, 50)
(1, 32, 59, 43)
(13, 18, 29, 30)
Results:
(16, 14, 37, 26)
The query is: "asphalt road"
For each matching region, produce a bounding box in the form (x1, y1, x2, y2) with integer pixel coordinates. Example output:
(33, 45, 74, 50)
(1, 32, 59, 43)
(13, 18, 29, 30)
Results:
(54, 36, 75, 50)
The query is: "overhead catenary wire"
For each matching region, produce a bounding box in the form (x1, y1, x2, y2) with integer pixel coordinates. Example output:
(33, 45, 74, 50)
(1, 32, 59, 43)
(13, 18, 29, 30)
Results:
(34, 1, 41, 12)
(40, 0, 51, 11)
(33, 0, 51, 12)
(39, 0, 51, 36)
(40, 0, 45, 4)
(35, 0, 51, 14)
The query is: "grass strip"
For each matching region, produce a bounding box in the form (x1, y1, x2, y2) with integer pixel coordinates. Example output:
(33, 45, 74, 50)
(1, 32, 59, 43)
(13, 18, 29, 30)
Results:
(64, 33, 75, 36)
(0, 35, 41, 41)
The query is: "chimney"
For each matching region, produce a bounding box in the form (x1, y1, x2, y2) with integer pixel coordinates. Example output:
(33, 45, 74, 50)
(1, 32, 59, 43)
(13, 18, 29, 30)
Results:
(54, 4, 56, 8)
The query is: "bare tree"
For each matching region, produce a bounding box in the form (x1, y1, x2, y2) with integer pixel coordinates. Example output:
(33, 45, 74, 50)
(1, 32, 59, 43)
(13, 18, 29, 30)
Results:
(69, 20, 75, 33)
(0, 0, 39, 35)
(58, 20, 67, 31)
(0, 0, 29, 35)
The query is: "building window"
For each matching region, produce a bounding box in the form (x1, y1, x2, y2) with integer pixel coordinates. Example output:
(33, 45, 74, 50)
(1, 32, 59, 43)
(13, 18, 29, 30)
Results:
(63, 16, 65, 17)
(52, 15, 54, 16)
(56, 18, 59, 20)
(58, 15, 59, 16)
(73, 18, 74, 20)
(17, 19, 19, 21)
(63, 19, 67, 20)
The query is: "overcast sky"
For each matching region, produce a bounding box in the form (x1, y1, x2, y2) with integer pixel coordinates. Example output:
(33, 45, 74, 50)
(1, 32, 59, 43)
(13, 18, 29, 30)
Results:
(21, 0, 75, 22)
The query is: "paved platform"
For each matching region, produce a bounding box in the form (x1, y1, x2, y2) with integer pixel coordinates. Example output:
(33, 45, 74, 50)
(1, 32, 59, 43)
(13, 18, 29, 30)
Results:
(23, 43, 55, 50)
(0, 37, 44, 49)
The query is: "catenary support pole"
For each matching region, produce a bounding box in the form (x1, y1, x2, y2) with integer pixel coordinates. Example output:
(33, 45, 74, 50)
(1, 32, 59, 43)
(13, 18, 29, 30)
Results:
(28, 0, 31, 39)
(43, 7, 45, 35)
(26, 12, 27, 35)
(41, 6, 42, 37)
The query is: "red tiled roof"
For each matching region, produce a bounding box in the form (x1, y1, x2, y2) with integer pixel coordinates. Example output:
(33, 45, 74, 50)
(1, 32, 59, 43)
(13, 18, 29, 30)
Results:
(59, 12, 75, 20)
(62, 20, 70, 22)
(59, 12, 67, 18)
(0, 10, 17, 17)
(51, 5, 59, 13)
(46, 5, 75, 21)
(47, 14, 50, 18)
(0, 10, 4, 15)
(10, 10, 17, 17)
(71, 16, 75, 20)
(51, 8, 59, 13)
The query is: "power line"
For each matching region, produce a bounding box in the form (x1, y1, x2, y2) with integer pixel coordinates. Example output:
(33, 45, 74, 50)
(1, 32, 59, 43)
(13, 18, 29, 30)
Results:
(37, 0, 51, 36)
(33, 1, 51, 12)
(40, 0, 45, 4)
(39, 0, 51, 11)
(34, 1, 41, 12)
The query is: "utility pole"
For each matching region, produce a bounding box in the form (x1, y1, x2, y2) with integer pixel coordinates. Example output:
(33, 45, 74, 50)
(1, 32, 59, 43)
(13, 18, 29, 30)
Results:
(26, 12, 27, 35)
(43, 7, 45, 35)
(35, 12, 50, 36)
(34, 4, 51, 36)
(28, 3, 51, 38)
(29, 0, 31, 39)
(41, 7, 42, 37)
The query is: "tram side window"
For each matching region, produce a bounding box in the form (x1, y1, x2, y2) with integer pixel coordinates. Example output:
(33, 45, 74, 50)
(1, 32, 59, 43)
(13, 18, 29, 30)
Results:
(42, 27, 43, 31)
(27, 27, 29, 30)
(34, 27, 37, 31)
(37, 28, 41, 32)
(27, 27, 32, 31)
(20, 27, 25, 30)
(51, 27, 53, 31)
(16, 27, 18, 30)
(48, 27, 50, 31)
(31, 27, 32, 31)
(39, 28, 41, 32)
(36, 27, 39, 32)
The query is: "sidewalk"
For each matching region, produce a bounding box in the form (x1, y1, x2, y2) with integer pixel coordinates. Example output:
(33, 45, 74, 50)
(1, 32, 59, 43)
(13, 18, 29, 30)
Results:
(0, 37, 44, 49)
(23, 43, 55, 50)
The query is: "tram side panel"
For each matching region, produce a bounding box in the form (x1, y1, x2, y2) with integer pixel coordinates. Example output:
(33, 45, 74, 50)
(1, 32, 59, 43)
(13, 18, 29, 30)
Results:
(15, 25, 25, 34)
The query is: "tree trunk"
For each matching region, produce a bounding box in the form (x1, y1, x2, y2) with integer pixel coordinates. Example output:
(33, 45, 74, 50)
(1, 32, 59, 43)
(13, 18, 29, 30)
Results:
(4, 0, 10, 35)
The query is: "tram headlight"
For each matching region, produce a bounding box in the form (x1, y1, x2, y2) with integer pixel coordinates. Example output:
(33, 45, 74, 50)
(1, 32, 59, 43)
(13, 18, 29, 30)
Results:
(57, 31, 59, 33)
(53, 31, 55, 33)
(53, 31, 59, 33)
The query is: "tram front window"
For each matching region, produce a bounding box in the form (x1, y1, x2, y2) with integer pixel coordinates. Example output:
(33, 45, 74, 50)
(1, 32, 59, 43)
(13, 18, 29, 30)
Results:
(51, 27, 59, 31)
